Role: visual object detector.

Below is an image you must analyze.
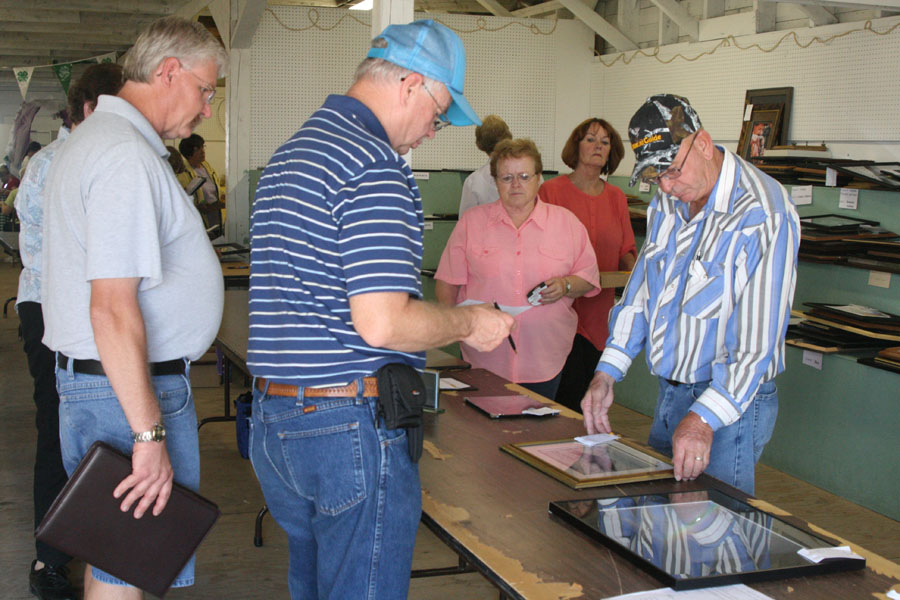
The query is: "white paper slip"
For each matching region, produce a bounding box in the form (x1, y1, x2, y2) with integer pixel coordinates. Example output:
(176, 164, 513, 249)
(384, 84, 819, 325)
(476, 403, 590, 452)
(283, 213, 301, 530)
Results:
(798, 545, 864, 563)
(839, 188, 859, 210)
(604, 583, 775, 600)
(521, 406, 559, 416)
(457, 299, 533, 317)
(790, 185, 813, 206)
(886, 588, 900, 600)
(574, 433, 620, 446)
(438, 377, 470, 390)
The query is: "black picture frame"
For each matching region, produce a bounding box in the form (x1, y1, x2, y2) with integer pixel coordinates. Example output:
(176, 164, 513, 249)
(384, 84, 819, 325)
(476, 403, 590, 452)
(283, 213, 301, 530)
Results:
(741, 87, 794, 147)
(549, 489, 865, 591)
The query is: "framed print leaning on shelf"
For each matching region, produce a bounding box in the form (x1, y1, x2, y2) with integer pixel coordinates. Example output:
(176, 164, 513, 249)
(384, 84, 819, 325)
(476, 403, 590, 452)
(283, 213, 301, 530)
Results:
(738, 106, 783, 160)
(741, 87, 793, 145)
(549, 488, 866, 590)
(500, 438, 673, 489)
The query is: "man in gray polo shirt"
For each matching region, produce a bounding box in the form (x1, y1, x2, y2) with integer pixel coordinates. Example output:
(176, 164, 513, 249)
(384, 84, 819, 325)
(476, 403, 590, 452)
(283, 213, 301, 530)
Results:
(41, 17, 227, 599)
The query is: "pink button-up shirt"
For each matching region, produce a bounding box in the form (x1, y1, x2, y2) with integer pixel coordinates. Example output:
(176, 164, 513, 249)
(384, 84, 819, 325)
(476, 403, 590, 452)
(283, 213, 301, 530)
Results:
(435, 200, 600, 383)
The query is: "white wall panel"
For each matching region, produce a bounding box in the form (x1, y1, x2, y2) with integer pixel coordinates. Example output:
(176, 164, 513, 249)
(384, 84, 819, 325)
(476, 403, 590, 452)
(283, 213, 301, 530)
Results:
(591, 16, 900, 175)
(249, 7, 564, 170)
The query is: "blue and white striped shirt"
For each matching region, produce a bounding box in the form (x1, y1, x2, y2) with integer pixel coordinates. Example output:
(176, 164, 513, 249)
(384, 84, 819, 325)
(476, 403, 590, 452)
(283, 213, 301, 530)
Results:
(597, 149, 799, 431)
(248, 95, 425, 385)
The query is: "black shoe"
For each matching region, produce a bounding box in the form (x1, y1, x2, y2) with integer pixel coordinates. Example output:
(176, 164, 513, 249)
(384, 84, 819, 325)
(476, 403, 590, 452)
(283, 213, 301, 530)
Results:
(29, 560, 76, 600)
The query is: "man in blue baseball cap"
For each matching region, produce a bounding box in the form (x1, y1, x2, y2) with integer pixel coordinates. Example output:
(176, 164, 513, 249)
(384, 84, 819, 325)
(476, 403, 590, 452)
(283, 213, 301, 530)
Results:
(248, 19, 513, 599)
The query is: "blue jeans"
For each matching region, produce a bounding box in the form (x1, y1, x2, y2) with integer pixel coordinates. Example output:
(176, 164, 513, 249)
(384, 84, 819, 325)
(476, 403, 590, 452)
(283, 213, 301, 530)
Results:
(648, 378, 778, 495)
(56, 359, 200, 588)
(250, 378, 421, 600)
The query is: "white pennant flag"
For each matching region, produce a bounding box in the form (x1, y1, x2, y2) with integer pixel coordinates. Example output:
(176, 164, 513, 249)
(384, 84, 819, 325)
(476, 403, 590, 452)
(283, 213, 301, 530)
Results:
(96, 52, 117, 64)
(14, 66, 33, 101)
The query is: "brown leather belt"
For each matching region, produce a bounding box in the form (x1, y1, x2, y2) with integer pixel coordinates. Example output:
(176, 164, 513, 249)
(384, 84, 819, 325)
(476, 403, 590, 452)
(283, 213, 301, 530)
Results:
(256, 377, 379, 398)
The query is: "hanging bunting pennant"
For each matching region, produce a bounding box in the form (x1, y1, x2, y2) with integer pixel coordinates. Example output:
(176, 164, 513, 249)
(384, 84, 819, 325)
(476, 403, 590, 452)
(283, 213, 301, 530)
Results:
(14, 67, 33, 101)
(52, 62, 73, 95)
(95, 52, 117, 64)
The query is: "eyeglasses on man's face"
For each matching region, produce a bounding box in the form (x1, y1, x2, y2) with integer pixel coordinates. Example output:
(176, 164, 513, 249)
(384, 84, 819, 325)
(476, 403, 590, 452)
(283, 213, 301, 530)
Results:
(641, 133, 697, 185)
(497, 172, 537, 185)
(182, 63, 216, 105)
(422, 83, 450, 132)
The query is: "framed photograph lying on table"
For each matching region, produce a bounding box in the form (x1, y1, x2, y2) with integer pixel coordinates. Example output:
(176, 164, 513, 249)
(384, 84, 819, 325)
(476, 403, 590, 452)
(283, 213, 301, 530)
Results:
(500, 438, 672, 489)
(549, 489, 865, 590)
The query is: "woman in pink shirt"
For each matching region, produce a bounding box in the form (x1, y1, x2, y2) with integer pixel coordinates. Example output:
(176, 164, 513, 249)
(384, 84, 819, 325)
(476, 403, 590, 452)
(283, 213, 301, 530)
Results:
(538, 118, 637, 411)
(435, 139, 600, 400)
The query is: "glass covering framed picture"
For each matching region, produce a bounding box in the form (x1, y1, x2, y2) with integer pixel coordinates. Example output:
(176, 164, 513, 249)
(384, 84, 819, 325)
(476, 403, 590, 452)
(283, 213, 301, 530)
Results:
(549, 489, 866, 590)
(500, 438, 673, 489)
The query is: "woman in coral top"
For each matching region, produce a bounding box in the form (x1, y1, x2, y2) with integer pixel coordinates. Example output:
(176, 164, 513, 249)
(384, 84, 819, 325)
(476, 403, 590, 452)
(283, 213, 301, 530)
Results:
(538, 118, 637, 411)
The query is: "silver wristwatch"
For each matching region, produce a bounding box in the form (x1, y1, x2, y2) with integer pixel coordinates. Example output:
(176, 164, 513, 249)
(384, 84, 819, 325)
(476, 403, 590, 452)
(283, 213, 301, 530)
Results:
(564, 278, 572, 294)
(132, 423, 166, 443)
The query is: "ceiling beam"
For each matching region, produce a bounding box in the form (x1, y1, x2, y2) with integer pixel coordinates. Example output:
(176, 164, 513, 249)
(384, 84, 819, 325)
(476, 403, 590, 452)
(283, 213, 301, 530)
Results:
(473, 0, 514, 16)
(0, 32, 136, 46)
(232, 0, 268, 48)
(0, 21, 142, 37)
(557, 0, 638, 50)
(765, 0, 900, 9)
(511, 0, 561, 16)
(0, 9, 81, 23)
(649, 0, 699, 40)
(797, 4, 838, 25)
(0, 0, 176, 13)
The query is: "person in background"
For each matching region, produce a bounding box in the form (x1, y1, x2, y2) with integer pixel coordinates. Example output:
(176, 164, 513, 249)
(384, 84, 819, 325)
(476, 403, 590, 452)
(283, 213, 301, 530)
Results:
(20, 141, 43, 175)
(178, 133, 223, 230)
(41, 17, 227, 599)
(1, 164, 20, 220)
(582, 94, 800, 495)
(436, 138, 600, 400)
(248, 19, 513, 598)
(15, 61, 124, 600)
(166, 145, 187, 176)
(458, 114, 511, 215)
(539, 118, 636, 411)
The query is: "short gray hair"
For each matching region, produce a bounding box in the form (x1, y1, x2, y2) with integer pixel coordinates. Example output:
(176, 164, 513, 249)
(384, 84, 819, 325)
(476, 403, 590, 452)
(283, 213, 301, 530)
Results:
(123, 16, 228, 83)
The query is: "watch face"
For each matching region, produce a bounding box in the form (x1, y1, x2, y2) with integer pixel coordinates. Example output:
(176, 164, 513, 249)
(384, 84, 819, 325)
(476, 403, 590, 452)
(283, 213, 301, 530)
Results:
(151, 424, 166, 441)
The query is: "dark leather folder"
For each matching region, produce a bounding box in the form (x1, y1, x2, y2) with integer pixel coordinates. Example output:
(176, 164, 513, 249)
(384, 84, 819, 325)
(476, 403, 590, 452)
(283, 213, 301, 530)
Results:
(35, 441, 220, 597)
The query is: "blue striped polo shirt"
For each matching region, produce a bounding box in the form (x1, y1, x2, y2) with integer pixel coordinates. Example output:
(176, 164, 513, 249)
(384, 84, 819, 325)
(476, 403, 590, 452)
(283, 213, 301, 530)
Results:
(248, 94, 425, 386)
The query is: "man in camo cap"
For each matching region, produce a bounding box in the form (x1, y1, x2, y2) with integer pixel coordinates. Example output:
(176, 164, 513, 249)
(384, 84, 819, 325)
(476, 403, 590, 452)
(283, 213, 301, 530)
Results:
(582, 93, 800, 496)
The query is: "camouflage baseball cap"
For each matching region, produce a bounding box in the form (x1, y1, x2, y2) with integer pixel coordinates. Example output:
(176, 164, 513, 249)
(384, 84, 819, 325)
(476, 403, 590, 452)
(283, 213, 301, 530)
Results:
(628, 94, 702, 187)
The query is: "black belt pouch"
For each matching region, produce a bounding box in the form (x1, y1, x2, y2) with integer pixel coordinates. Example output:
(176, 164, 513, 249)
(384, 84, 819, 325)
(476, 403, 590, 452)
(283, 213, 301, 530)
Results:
(375, 363, 426, 463)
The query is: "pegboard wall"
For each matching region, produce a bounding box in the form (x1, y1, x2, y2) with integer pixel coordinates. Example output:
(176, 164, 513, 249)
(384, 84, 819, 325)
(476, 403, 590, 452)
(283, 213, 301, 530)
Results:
(590, 16, 900, 165)
(249, 7, 558, 170)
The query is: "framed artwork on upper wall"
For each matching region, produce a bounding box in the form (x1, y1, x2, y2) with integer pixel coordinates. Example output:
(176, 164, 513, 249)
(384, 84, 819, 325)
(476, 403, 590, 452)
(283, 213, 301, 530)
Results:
(736, 87, 793, 157)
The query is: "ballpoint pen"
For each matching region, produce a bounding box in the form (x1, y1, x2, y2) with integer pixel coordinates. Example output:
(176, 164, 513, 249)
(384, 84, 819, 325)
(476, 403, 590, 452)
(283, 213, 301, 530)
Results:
(493, 301, 517, 353)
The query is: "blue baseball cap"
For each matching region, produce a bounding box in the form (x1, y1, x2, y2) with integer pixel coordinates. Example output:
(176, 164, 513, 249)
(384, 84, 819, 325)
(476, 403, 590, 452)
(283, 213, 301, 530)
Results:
(368, 19, 481, 127)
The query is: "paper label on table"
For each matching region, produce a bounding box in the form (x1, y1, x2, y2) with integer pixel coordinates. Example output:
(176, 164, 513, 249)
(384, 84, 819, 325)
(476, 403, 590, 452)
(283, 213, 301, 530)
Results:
(424, 221, 434, 230)
(439, 377, 469, 390)
(825, 168, 837, 187)
(575, 433, 620, 446)
(743, 104, 754, 121)
(868, 271, 891, 289)
(457, 298, 532, 316)
(802, 350, 823, 370)
(798, 545, 864, 563)
(521, 406, 559, 416)
(639, 181, 651, 193)
(838, 188, 859, 210)
(886, 589, 900, 600)
(604, 583, 775, 599)
(790, 185, 813, 206)
(412, 171, 430, 180)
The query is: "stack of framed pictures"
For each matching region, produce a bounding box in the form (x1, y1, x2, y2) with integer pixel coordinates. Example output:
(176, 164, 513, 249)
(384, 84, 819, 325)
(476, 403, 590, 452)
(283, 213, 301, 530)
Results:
(500, 438, 673, 489)
(549, 489, 865, 590)
(737, 87, 793, 161)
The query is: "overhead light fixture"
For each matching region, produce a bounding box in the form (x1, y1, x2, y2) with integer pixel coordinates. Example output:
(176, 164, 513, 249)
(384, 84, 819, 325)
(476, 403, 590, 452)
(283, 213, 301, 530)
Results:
(350, 0, 373, 10)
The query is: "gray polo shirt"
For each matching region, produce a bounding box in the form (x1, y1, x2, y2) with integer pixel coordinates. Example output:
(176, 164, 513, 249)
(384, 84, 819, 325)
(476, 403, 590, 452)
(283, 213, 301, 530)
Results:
(42, 95, 223, 362)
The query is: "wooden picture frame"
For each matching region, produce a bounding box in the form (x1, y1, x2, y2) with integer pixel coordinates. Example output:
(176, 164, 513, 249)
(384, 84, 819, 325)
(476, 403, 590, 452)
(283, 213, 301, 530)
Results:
(743, 87, 793, 145)
(500, 438, 673, 489)
(550, 489, 865, 590)
(737, 105, 783, 160)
